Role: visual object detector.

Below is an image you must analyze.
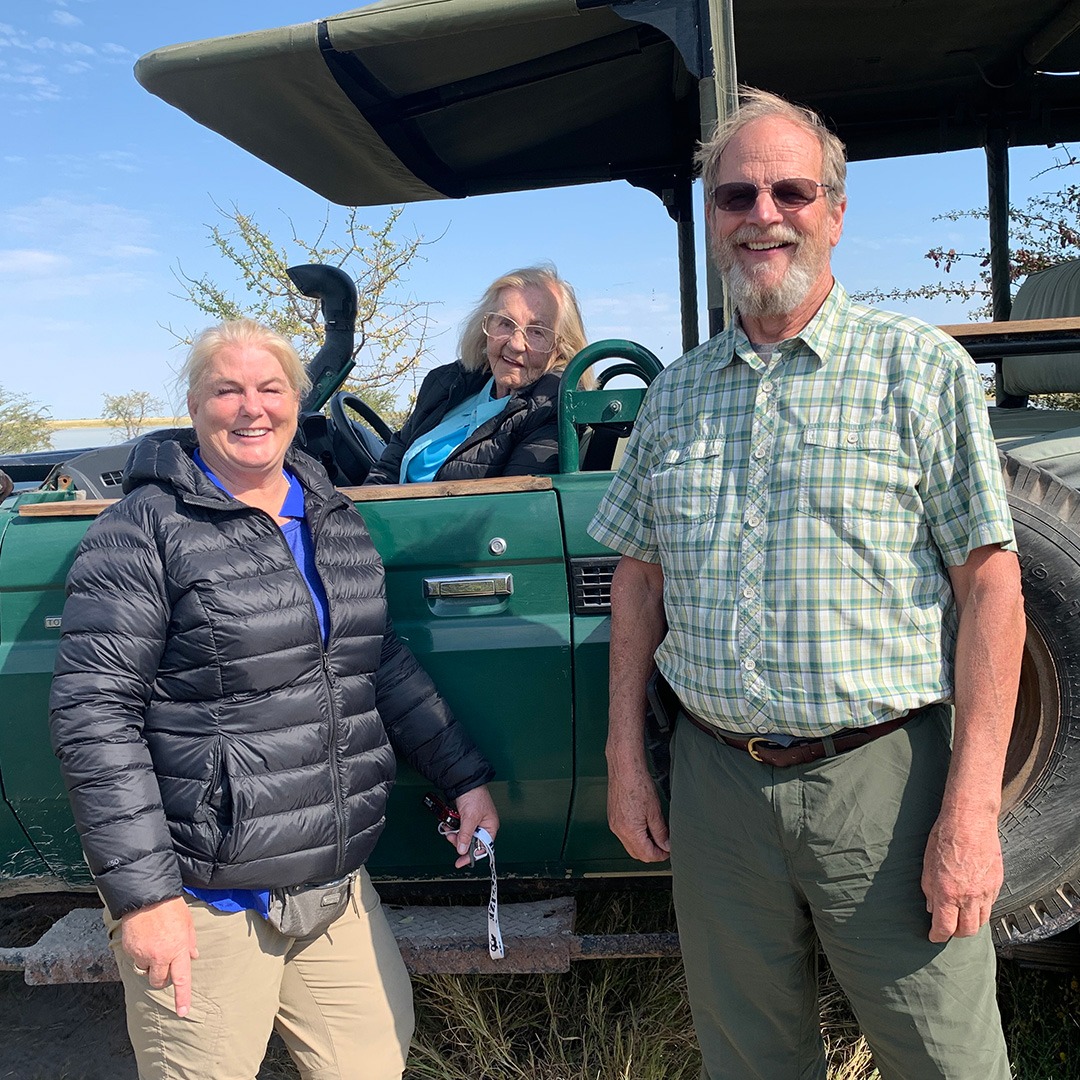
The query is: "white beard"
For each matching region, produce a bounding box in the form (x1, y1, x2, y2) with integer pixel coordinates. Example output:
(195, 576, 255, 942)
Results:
(711, 222, 830, 323)
(724, 256, 819, 319)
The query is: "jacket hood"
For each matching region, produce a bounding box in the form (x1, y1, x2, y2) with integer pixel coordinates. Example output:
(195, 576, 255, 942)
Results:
(122, 428, 205, 497)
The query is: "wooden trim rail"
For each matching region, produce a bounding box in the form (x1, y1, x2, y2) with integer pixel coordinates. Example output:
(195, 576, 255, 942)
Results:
(941, 317, 1080, 360)
(17, 475, 553, 518)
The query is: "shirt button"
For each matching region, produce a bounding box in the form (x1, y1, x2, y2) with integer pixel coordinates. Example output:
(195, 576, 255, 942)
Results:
(753, 447, 766, 459)
(745, 514, 761, 528)
(757, 727, 770, 734)
(742, 657, 757, 670)
(846, 432, 858, 445)
(742, 586, 756, 600)
(760, 380, 774, 393)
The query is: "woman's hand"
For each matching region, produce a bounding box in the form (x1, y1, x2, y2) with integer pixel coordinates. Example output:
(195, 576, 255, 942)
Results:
(446, 784, 500, 869)
(120, 896, 199, 1017)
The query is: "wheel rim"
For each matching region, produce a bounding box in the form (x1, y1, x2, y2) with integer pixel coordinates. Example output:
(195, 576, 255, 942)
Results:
(1001, 616, 1060, 815)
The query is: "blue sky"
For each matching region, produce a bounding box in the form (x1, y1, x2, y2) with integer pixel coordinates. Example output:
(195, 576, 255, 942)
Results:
(2, 0, 1074, 420)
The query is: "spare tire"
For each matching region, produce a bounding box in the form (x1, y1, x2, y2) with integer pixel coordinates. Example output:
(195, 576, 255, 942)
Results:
(993, 454, 1080, 946)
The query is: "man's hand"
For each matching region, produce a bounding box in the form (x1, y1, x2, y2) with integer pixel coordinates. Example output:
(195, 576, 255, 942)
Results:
(606, 556, 670, 863)
(120, 896, 199, 1017)
(922, 807, 1004, 942)
(607, 747, 670, 863)
(445, 784, 499, 869)
(924, 546, 1023, 943)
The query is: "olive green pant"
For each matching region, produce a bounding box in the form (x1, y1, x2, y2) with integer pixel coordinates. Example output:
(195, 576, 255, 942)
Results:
(105, 867, 414, 1080)
(669, 706, 1010, 1080)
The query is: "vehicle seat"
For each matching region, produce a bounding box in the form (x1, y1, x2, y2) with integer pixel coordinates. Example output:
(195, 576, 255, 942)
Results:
(1002, 260, 1080, 398)
(577, 421, 633, 472)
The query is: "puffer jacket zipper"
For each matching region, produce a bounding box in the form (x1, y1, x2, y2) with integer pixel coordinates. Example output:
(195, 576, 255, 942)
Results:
(244, 487, 351, 880)
(307, 491, 350, 877)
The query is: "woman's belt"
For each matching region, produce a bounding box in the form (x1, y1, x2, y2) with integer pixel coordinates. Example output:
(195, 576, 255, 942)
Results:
(679, 706, 925, 767)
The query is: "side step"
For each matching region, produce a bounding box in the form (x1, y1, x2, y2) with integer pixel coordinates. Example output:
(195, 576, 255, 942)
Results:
(0, 898, 681, 985)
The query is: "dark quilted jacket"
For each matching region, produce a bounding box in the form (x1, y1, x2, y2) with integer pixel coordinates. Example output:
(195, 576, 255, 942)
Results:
(364, 363, 560, 485)
(49, 430, 494, 917)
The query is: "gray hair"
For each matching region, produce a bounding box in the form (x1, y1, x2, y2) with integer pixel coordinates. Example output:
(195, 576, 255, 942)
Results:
(182, 319, 311, 406)
(458, 265, 589, 380)
(696, 86, 847, 208)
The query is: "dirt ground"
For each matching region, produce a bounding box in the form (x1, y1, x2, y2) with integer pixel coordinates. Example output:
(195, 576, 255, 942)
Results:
(0, 969, 135, 1080)
(0, 894, 134, 1080)
(0, 895, 297, 1080)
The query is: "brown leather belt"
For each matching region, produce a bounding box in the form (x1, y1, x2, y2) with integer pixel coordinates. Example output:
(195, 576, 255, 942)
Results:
(680, 707, 923, 767)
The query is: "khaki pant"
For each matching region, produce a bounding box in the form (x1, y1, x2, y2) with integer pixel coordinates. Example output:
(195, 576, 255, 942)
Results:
(669, 706, 1010, 1080)
(105, 867, 413, 1080)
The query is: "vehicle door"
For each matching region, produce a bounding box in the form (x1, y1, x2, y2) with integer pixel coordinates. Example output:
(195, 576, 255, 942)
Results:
(356, 478, 574, 878)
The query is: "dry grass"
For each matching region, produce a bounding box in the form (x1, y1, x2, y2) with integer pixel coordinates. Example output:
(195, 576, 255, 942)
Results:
(260, 889, 880, 1080)
(258, 890, 1079, 1079)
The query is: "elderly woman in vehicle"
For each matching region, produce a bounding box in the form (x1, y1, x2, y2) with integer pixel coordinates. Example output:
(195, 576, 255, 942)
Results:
(49, 319, 498, 1080)
(364, 264, 588, 484)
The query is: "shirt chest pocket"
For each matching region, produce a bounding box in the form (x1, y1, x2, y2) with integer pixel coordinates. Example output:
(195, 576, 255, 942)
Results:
(649, 439, 730, 529)
(796, 424, 901, 523)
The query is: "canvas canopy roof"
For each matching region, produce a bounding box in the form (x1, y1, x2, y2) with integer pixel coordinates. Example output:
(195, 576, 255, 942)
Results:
(135, 0, 700, 206)
(135, 0, 1080, 209)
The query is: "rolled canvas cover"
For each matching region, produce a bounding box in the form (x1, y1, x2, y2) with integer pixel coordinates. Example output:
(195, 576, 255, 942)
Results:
(1004, 261, 1080, 395)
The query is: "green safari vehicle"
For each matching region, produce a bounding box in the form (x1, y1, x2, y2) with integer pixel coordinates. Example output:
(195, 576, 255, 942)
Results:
(2, 0, 1080, 975)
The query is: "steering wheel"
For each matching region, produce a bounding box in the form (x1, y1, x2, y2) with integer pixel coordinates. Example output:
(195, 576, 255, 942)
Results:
(328, 392, 394, 481)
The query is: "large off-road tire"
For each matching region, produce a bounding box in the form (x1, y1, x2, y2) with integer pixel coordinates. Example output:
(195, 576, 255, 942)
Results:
(993, 455, 1080, 946)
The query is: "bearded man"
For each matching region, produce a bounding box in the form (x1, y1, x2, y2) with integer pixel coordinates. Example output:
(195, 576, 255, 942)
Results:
(588, 87, 1025, 1080)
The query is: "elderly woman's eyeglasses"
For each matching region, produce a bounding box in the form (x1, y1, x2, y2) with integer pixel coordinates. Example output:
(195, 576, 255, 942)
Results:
(709, 178, 831, 213)
(482, 313, 558, 354)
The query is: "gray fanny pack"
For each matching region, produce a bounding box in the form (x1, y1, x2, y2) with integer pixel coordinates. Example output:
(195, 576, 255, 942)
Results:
(267, 874, 354, 938)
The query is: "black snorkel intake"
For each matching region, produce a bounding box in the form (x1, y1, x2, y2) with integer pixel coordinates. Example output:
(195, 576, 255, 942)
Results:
(287, 264, 358, 413)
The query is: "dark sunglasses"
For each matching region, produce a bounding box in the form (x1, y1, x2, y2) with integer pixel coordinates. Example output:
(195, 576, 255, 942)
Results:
(709, 178, 831, 213)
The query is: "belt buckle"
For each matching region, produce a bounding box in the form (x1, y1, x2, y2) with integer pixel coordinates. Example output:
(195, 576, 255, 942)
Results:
(745, 736, 768, 762)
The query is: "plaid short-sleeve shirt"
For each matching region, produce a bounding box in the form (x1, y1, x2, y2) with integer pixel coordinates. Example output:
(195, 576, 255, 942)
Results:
(588, 283, 1016, 737)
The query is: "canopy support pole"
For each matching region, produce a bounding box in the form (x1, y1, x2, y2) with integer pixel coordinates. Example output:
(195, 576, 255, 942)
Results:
(673, 174, 700, 351)
(704, 0, 738, 337)
(986, 124, 1012, 323)
(985, 122, 1026, 406)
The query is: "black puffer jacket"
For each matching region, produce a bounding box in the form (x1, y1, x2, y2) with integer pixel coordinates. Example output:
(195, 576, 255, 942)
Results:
(49, 430, 493, 917)
(364, 363, 560, 485)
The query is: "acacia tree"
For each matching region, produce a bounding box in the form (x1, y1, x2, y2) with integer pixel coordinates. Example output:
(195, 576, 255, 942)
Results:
(856, 173, 1080, 410)
(101, 390, 166, 442)
(0, 385, 52, 453)
(168, 203, 431, 428)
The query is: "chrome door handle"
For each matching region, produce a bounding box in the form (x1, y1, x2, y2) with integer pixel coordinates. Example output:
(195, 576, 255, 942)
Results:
(423, 573, 514, 598)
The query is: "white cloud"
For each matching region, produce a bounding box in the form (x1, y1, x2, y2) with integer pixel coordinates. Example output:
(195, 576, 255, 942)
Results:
(111, 244, 156, 259)
(0, 24, 105, 102)
(37, 150, 143, 181)
(50, 10, 81, 27)
(47, 39, 95, 56)
(0, 248, 70, 275)
(98, 150, 140, 173)
(0, 70, 61, 101)
(1, 27, 96, 56)
(3, 197, 158, 263)
(0, 25, 32, 51)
